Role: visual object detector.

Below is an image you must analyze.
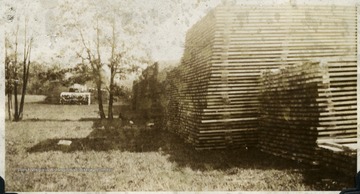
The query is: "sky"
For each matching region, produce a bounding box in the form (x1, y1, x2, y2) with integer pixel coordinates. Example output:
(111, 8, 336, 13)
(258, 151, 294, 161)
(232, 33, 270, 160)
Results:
(4, 0, 223, 66)
(4, 0, 359, 66)
(2, 0, 226, 88)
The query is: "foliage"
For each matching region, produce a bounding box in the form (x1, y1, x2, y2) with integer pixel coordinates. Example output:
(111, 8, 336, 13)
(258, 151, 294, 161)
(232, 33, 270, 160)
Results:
(55, 0, 153, 119)
(113, 85, 132, 101)
(66, 63, 93, 85)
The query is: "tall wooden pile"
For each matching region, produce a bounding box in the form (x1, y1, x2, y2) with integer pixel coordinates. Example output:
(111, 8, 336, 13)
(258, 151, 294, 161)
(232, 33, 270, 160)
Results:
(163, 66, 183, 133)
(259, 61, 357, 173)
(317, 138, 357, 175)
(179, 11, 225, 147)
(174, 4, 357, 150)
(259, 61, 328, 162)
(132, 63, 163, 120)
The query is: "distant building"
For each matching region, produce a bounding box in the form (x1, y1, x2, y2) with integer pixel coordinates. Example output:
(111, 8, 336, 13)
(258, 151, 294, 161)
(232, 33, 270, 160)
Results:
(69, 83, 88, 92)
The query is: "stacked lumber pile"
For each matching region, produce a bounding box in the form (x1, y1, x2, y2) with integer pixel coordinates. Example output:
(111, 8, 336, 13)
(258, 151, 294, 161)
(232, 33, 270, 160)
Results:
(179, 10, 222, 147)
(174, 4, 357, 150)
(317, 138, 357, 175)
(259, 61, 356, 172)
(132, 63, 164, 120)
(162, 66, 183, 133)
(259, 61, 327, 162)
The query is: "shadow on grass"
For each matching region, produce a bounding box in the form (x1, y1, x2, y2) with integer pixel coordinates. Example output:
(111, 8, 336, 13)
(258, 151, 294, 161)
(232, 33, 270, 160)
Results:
(27, 119, 160, 152)
(27, 118, 297, 170)
(22, 118, 99, 122)
(26, 110, 355, 190)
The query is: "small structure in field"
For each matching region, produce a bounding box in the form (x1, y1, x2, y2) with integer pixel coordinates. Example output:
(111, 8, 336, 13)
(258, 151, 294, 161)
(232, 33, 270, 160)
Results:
(59, 84, 91, 105)
(60, 92, 91, 105)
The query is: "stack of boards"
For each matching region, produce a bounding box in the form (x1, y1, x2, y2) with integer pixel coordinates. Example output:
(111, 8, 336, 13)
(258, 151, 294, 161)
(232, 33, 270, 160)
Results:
(259, 61, 356, 174)
(164, 67, 183, 133)
(174, 2, 357, 164)
(259, 62, 327, 163)
(317, 138, 357, 175)
(132, 64, 163, 119)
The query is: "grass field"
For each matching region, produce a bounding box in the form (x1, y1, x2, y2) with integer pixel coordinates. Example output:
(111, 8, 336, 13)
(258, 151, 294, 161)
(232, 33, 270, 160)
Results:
(5, 95, 354, 191)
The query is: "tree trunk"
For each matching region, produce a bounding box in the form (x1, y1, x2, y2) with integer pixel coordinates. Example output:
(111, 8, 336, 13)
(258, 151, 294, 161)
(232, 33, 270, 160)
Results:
(5, 37, 12, 122)
(108, 69, 115, 120)
(108, 90, 114, 120)
(97, 81, 106, 119)
(18, 62, 29, 120)
(13, 81, 19, 121)
(18, 86, 27, 120)
(7, 93, 12, 122)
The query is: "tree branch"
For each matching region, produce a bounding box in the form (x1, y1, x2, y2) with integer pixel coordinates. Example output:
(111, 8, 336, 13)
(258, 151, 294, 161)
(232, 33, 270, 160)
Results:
(23, 17, 28, 64)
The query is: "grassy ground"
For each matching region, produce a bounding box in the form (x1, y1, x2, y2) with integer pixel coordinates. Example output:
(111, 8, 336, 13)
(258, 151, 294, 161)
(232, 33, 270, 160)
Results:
(5, 96, 355, 191)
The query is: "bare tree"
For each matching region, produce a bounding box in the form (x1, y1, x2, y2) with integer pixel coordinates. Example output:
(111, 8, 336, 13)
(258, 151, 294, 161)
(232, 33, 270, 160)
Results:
(76, 22, 107, 119)
(107, 18, 118, 120)
(6, 18, 33, 121)
(17, 18, 33, 121)
(5, 1, 39, 122)
(5, 37, 13, 121)
(58, 0, 150, 120)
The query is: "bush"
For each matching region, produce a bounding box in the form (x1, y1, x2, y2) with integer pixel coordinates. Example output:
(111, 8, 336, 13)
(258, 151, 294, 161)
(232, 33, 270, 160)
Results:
(43, 81, 68, 104)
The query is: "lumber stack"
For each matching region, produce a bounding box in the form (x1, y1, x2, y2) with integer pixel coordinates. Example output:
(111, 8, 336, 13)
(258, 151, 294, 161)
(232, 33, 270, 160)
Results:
(132, 63, 163, 120)
(257, 59, 357, 172)
(163, 66, 183, 133)
(259, 61, 327, 163)
(316, 138, 357, 175)
(174, 4, 357, 151)
(179, 10, 224, 147)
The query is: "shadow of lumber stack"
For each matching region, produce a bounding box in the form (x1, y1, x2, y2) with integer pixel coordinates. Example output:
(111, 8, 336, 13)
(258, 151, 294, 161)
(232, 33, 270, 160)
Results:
(174, 4, 357, 151)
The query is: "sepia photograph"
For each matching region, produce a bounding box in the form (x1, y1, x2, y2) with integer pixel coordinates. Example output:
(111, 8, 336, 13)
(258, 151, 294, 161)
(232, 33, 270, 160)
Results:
(1, 0, 359, 192)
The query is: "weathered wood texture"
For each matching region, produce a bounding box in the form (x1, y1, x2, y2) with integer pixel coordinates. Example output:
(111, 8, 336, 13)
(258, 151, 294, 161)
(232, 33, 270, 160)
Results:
(259, 61, 325, 162)
(163, 66, 184, 133)
(174, 5, 357, 151)
(317, 139, 357, 175)
(259, 61, 356, 174)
